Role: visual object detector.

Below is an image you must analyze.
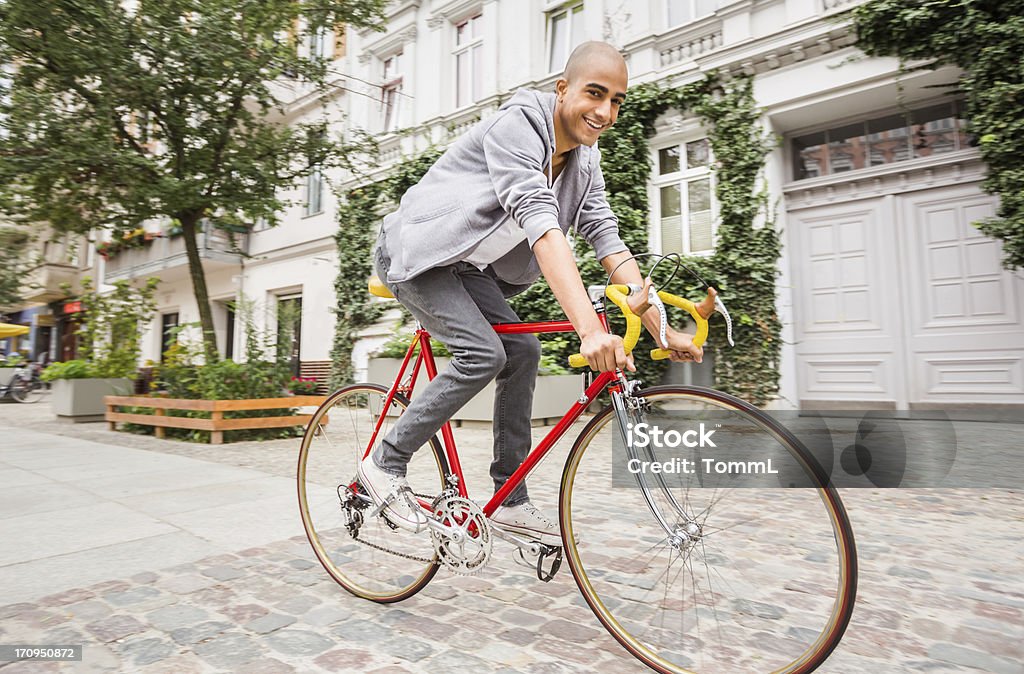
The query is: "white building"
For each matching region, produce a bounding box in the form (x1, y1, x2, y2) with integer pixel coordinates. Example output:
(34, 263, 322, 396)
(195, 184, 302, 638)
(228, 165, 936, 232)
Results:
(93, 0, 1022, 414)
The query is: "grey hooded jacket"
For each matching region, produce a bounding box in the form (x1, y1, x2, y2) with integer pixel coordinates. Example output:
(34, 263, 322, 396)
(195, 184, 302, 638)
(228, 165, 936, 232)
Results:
(378, 89, 627, 292)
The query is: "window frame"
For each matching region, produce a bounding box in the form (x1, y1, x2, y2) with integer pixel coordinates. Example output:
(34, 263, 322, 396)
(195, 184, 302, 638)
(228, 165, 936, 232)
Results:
(666, 0, 720, 29)
(159, 311, 179, 363)
(303, 168, 323, 217)
(276, 294, 303, 377)
(306, 24, 329, 60)
(651, 136, 717, 257)
(453, 13, 484, 109)
(381, 51, 404, 134)
(546, 2, 585, 75)
(789, 98, 969, 182)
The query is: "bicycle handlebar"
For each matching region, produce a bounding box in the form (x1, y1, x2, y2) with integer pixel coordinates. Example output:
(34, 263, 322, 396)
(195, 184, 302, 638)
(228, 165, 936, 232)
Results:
(568, 285, 725, 369)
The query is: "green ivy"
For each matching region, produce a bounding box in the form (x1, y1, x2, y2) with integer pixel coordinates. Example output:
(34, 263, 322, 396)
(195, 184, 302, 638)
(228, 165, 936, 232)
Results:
(329, 148, 444, 389)
(329, 184, 387, 388)
(851, 0, 1024, 270)
(331, 76, 780, 405)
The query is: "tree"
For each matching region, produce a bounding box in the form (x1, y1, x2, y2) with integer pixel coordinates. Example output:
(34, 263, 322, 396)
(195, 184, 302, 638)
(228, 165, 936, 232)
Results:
(0, 225, 34, 308)
(0, 0, 385, 360)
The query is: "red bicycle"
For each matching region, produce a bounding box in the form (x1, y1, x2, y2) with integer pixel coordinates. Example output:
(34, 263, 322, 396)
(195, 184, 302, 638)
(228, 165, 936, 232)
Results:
(298, 274, 857, 673)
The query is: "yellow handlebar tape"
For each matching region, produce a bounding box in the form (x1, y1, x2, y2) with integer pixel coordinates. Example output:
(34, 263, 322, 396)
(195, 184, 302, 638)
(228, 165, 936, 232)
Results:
(650, 290, 708, 360)
(568, 285, 643, 368)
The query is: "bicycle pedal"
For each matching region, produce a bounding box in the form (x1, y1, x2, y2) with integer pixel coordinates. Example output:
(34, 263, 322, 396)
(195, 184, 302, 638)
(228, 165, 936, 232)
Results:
(512, 547, 536, 570)
(536, 544, 563, 583)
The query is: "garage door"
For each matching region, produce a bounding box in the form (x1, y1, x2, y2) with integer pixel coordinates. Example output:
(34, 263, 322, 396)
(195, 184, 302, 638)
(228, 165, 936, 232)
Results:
(788, 182, 1024, 410)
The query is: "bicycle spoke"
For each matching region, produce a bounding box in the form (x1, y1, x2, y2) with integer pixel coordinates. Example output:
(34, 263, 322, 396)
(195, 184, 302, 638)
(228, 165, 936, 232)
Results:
(561, 386, 857, 673)
(298, 384, 442, 603)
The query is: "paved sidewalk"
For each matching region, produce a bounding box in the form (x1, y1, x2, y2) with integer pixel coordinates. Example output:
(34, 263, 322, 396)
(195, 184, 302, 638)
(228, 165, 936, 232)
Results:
(0, 399, 1022, 672)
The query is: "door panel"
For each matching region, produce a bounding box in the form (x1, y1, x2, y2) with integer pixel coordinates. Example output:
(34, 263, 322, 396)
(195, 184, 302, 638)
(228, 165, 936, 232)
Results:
(898, 186, 1024, 404)
(789, 198, 904, 404)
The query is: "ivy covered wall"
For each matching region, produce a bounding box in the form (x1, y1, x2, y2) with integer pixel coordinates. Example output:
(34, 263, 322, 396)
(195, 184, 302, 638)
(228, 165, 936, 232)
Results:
(852, 0, 1024, 270)
(332, 75, 781, 406)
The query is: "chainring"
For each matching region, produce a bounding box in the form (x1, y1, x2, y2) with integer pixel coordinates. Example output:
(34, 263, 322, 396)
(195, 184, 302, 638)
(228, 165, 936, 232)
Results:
(430, 495, 492, 575)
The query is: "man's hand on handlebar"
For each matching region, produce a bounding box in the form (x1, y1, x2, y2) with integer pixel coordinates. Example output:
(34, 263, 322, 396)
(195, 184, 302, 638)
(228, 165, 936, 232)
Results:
(580, 332, 636, 373)
(656, 326, 703, 363)
(629, 278, 705, 363)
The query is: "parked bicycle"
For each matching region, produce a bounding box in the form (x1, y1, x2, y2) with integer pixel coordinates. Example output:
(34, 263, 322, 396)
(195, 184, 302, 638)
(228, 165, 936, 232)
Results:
(298, 260, 857, 673)
(0, 363, 45, 403)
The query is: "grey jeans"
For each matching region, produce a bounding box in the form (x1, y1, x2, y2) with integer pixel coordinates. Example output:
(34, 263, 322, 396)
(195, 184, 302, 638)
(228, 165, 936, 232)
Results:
(374, 246, 540, 507)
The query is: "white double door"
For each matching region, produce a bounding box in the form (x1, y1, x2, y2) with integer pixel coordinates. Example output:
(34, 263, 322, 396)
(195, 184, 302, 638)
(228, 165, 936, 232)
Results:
(788, 182, 1024, 410)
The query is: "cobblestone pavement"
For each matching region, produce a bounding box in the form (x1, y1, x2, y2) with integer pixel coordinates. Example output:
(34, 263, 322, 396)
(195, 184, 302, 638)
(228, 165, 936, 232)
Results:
(0, 398, 1022, 673)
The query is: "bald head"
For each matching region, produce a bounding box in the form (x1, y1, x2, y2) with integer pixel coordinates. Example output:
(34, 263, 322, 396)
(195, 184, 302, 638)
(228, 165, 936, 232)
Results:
(553, 41, 628, 150)
(562, 41, 627, 84)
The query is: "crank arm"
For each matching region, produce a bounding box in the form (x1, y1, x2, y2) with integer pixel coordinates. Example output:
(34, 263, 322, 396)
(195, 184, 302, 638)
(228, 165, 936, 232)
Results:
(490, 522, 544, 557)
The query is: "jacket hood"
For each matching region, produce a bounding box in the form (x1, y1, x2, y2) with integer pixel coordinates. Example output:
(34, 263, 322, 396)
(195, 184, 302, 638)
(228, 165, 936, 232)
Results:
(499, 89, 556, 151)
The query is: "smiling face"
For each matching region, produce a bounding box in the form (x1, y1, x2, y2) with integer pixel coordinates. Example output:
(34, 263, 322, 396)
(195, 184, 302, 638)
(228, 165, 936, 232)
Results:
(554, 45, 628, 152)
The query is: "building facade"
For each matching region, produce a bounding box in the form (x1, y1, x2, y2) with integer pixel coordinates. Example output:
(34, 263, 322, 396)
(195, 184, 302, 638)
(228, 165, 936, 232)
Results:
(1, 228, 92, 363)
(38, 0, 1019, 413)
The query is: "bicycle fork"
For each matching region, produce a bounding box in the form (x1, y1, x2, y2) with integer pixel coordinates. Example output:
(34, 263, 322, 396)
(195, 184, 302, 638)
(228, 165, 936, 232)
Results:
(609, 386, 702, 552)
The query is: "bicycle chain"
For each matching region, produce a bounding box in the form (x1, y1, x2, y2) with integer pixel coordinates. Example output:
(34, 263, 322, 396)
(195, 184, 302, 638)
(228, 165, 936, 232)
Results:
(344, 491, 444, 565)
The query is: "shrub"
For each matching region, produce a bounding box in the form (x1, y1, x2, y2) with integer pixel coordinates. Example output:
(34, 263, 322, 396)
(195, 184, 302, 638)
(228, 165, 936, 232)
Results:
(41, 359, 98, 381)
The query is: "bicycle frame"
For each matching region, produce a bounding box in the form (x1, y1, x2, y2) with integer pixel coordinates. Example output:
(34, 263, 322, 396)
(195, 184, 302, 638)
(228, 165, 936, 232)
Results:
(361, 316, 623, 518)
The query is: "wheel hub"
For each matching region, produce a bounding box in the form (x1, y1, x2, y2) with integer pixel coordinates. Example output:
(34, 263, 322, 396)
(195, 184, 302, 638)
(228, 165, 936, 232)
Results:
(670, 520, 702, 551)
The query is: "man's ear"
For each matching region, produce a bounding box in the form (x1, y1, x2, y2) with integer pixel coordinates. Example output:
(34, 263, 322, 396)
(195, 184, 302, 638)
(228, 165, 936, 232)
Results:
(555, 78, 568, 100)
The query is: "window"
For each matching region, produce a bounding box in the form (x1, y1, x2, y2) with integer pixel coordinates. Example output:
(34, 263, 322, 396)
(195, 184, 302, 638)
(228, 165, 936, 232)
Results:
(667, 0, 720, 27)
(224, 303, 235, 361)
(304, 168, 323, 216)
(654, 138, 715, 255)
(304, 127, 325, 216)
(307, 26, 329, 59)
(382, 52, 403, 133)
(277, 295, 302, 377)
(791, 100, 968, 180)
(454, 14, 483, 108)
(547, 3, 584, 73)
(160, 312, 179, 362)
(333, 23, 347, 59)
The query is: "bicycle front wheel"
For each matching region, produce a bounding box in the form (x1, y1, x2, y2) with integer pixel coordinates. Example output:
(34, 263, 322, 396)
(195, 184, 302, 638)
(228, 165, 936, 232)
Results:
(297, 383, 445, 603)
(560, 386, 856, 673)
(10, 376, 44, 403)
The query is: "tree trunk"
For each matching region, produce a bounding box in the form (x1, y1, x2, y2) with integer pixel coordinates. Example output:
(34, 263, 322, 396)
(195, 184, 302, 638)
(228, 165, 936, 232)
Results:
(179, 212, 220, 363)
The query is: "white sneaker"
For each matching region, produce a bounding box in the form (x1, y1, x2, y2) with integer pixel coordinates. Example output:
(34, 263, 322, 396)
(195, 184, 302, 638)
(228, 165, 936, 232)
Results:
(492, 502, 562, 546)
(357, 455, 429, 532)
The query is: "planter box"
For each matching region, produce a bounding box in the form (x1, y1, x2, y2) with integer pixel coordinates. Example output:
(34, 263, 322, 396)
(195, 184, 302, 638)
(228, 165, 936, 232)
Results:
(366, 358, 580, 423)
(52, 378, 134, 422)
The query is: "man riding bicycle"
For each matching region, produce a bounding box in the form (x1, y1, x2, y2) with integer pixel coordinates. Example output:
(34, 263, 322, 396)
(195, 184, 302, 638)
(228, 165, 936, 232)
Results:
(362, 41, 703, 544)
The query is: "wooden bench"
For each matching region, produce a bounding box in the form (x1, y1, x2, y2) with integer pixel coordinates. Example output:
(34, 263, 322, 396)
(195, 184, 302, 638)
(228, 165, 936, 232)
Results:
(105, 395, 328, 444)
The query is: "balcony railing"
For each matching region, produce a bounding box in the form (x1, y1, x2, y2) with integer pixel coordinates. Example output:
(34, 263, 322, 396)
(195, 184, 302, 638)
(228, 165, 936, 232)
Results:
(103, 222, 249, 283)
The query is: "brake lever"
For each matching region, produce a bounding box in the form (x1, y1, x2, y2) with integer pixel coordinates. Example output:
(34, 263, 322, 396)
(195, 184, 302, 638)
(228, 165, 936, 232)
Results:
(649, 283, 668, 349)
(714, 294, 735, 347)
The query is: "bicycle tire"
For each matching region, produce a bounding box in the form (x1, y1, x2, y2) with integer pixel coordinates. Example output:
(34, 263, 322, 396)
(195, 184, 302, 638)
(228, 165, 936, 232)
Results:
(559, 385, 857, 673)
(10, 376, 43, 404)
(298, 383, 446, 603)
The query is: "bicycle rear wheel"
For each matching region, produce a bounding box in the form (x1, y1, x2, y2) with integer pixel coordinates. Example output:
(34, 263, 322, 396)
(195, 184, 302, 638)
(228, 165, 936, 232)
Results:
(10, 376, 44, 403)
(560, 385, 856, 673)
(297, 383, 446, 602)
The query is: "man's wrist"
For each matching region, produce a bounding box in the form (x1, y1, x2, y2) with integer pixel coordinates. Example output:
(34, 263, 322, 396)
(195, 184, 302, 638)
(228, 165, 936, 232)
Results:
(576, 319, 605, 341)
